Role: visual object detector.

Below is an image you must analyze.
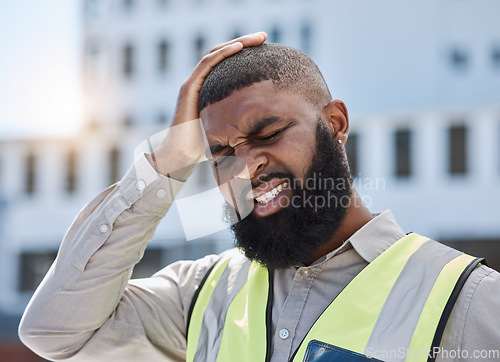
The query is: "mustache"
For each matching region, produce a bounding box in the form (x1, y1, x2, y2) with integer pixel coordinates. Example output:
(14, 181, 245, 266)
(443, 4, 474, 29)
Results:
(252, 172, 293, 188)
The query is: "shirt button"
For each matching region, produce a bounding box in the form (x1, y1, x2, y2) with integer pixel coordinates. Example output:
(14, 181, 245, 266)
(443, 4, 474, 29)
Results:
(279, 328, 289, 340)
(99, 224, 109, 233)
(135, 180, 146, 191)
(300, 268, 311, 277)
(156, 189, 166, 199)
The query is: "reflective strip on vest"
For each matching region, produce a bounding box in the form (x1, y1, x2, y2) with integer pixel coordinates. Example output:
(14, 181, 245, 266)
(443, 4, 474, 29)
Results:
(216, 261, 270, 362)
(186, 249, 241, 362)
(187, 234, 477, 362)
(186, 248, 270, 362)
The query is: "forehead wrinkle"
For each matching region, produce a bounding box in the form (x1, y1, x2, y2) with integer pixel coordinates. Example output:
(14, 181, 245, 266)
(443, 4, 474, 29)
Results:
(206, 121, 246, 157)
(203, 81, 301, 154)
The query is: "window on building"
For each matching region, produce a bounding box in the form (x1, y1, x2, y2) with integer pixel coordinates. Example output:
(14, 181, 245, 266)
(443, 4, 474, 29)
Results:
(448, 124, 468, 175)
(65, 149, 78, 193)
(449, 47, 469, 71)
(109, 147, 121, 184)
(394, 128, 412, 178)
(0, 158, 4, 202)
(158, 40, 170, 73)
(0, 157, 3, 192)
(18, 251, 57, 292)
(300, 23, 311, 54)
(345, 133, 359, 178)
(122, 43, 135, 77)
(86, 0, 106, 19)
(25, 151, 36, 195)
(194, 35, 206, 64)
(88, 42, 100, 73)
(123, 115, 133, 127)
(122, 0, 135, 11)
(491, 46, 500, 69)
(269, 27, 282, 43)
(157, 112, 169, 125)
(157, 0, 169, 8)
(86, 41, 106, 83)
(132, 247, 162, 278)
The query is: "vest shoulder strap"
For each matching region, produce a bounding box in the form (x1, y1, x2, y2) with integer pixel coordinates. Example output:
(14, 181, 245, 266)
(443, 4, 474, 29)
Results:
(186, 248, 261, 362)
(186, 248, 244, 336)
(186, 258, 218, 336)
(428, 256, 483, 362)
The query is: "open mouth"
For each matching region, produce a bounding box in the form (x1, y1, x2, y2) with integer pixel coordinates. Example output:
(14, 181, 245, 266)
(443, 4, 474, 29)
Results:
(254, 181, 289, 204)
(246, 179, 292, 218)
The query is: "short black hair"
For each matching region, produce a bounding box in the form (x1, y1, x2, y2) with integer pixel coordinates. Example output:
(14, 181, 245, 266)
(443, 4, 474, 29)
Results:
(198, 43, 332, 113)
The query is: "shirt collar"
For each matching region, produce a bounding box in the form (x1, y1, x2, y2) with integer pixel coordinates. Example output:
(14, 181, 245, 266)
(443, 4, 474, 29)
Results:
(346, 210, 406, 263)
(304, 210, 406, 267)
(317, 210, 406, 265)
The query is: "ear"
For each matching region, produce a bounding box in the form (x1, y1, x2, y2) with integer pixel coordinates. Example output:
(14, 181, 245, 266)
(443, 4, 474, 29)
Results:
(322, 99, 349, 144)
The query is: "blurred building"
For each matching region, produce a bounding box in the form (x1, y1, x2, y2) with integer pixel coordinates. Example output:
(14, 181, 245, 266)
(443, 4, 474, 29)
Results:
(1, 0, 499, 358)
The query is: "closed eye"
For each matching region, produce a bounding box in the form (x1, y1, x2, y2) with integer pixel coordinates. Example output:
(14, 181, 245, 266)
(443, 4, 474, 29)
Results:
(255, 122, 294, 143)
(257, 129, 283, 142)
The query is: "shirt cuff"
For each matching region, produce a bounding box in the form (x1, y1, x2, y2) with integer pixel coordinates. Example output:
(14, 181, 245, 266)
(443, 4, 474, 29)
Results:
(119, 153, 185, 216)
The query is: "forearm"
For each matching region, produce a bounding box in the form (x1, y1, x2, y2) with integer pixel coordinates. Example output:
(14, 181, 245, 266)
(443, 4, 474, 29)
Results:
(19, 153, 184, 360)
(19, 32, 268, 361)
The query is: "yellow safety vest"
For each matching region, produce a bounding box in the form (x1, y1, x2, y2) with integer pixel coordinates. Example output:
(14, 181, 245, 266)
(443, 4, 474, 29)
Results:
(186, 233, 481, 362)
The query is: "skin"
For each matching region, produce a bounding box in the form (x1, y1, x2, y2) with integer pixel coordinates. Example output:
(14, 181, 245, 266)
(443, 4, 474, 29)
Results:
(152, 32, 269, 181)
(201, 81, 374, 264)
(153, 32, 374, 265)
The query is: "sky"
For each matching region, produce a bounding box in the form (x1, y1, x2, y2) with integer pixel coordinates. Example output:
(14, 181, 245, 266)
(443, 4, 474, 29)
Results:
(0, 1, 82, 140)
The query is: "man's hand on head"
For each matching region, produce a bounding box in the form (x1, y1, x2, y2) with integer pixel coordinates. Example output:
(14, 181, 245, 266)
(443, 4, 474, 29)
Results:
(152, 32, 267, 181)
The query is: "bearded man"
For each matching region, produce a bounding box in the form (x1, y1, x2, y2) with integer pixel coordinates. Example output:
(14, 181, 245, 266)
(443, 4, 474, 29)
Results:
(20, 33, 500, 362)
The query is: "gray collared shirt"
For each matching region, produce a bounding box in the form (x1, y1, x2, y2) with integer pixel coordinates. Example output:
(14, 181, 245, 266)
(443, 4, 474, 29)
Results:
(19, 154, 500, 361)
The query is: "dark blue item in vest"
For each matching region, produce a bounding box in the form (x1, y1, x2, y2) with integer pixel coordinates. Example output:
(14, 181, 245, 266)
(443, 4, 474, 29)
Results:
(303, 340, 384, 362)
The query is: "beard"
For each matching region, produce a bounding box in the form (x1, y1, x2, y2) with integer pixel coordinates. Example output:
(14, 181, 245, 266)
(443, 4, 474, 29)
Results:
(226, 119, 352, 269)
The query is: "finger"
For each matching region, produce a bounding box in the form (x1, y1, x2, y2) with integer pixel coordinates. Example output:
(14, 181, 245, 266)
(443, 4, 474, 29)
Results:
(188, 42, 244, 84)
(188, 32, 267, 86)
(210, 32, 267, 53)
(209, 32, 267, 54)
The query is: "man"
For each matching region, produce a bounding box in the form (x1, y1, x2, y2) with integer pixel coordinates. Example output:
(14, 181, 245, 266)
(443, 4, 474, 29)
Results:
(19, 33, 500, 361)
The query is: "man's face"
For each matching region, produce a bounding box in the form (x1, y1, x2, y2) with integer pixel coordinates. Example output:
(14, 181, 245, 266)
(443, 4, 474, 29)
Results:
(200, 80, 352, 268)
(201, 80, 318, 200)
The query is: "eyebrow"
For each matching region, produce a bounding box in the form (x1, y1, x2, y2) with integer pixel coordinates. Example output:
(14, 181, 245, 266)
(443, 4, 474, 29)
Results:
(207, 116, 282, 157)
(246, 116, 281, 137)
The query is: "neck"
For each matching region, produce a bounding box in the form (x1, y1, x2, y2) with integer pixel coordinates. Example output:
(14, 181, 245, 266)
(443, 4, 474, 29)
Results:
(305, 189, 374, 265)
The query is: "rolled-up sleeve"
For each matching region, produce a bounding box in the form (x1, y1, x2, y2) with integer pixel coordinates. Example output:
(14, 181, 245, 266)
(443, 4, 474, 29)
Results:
(19, 153, 217, 361)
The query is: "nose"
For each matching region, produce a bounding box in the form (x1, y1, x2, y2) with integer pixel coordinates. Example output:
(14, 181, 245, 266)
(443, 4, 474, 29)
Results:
(233, 144, 268, 180)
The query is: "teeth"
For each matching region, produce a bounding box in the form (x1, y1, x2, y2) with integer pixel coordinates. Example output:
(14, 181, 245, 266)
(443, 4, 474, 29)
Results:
(255, 182, 288, 204)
